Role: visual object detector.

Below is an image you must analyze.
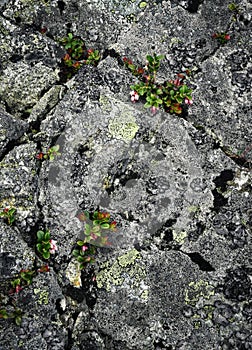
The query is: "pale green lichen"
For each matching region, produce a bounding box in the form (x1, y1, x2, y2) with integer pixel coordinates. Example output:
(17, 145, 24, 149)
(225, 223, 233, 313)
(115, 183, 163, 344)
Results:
(65, 260, 82, 288)
(96, 249, 148, 300)
(193, 320, 202, 329)
(34, 288, 49, 305)
(118, 248, 141, 267)
(108, 112, 139, 141)
(187, 205, 200, 213)
(185, 280, 215, 306)
(140, 289, 149, 300)
(173, 230, 187, 244)
(99, 94, 112, 113)
(139, 2, 147, 8)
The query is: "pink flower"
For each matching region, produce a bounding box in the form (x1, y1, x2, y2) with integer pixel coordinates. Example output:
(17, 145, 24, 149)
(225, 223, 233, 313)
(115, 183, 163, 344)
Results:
(173, 78, 182, 87)
(110, 221, 117, 231)
(90, 233, 98, 240)
(36, 152, 44, 160)
(37, 264, 50, 273)
(15, 285, 22, 293)
(224, 34, 230, 40)
(49, 239, 57, 254)
(185, 98, 193, 105)
(130, 90, 139, 103)
(82, 245, 88, 252)
(150, 106, 159, 114)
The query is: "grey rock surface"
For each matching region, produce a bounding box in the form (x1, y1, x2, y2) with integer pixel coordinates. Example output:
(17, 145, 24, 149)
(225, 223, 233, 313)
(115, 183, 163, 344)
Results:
(0, 0, 251, 349)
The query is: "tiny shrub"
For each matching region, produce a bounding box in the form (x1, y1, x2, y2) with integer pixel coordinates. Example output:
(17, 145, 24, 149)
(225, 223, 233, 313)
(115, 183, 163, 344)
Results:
(123, 54, 193, 114)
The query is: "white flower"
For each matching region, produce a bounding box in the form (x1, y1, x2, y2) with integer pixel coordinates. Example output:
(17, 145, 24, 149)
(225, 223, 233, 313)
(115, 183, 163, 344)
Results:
(130, 91, 139, 103)
(49, 239, 58, 254)
(185, 98, 193, 105)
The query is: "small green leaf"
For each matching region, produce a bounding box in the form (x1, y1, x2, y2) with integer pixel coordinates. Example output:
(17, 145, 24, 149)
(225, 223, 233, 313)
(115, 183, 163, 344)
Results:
(101, 223, 110, 229)
(179, 85, 187, 94)
(146, 55, 153, 64)
(92, 225, 101, 233)
(43, 242, 51, 250)
(85, 224, 90, 234)
(15, 316, 22, 326)
(36, 243, 42, 252)
(72, 249, 79, 257)
(43, 251, 50, 259)
(44, 231, 50, 241)
(77, 240, 84, 246)
(144, 102, 152, 108)
(37, 231, 44, 242)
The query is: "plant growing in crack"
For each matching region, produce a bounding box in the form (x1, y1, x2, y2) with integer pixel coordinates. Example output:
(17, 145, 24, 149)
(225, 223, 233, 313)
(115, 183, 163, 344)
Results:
(0, 308, 23, 326)
(73, 211, 117, 269)
(0, 207, 16, 225)
(223, 143, 252, 168)
(212, 32, 231, 44)
(36, 230, 57, 259)
(0, 264, 50, 325)
(36, 145, 61, 161)
(123, 54, 193, 114)
(59, 32, 100, 81)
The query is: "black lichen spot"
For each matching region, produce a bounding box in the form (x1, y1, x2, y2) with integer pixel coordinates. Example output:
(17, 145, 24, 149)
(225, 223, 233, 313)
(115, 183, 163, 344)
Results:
(55, 298, 64, 315)
(154, 218, 177, 248)
(213, 170, 234, 191)
(154, 339, 172, 349)
(223, 267, 251, 301)
(212, 170, 234, 212)
(187, 0, 204, 13)
(15, 16, 22, 24)
(186, 252, 215, 271)
(212, 188, 228, 212)
(57, 1, 65, 15)
(9, 54, 23, 63)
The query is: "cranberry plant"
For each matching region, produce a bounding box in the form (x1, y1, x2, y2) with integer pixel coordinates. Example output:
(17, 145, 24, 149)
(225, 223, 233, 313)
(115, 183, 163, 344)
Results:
(36, 230, 57, 259)
(123, 54, 193, 114)
(0, 207, 16, 225)
(36, 145, 61, 161)
(212, 32, 231, 44)
(0, 308, 23, 326)
(0, 265, 50, 325)
(59, 33, 100, 81)
(73, 211, 117, 269)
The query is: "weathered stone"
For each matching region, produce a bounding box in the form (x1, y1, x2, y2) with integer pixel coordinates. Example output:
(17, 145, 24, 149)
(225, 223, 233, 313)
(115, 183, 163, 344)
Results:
(0, 0, 251, 349)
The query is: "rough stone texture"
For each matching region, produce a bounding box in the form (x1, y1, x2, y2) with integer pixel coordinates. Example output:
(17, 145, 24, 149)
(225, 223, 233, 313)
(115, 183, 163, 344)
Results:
(0, 0, 252, 349)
